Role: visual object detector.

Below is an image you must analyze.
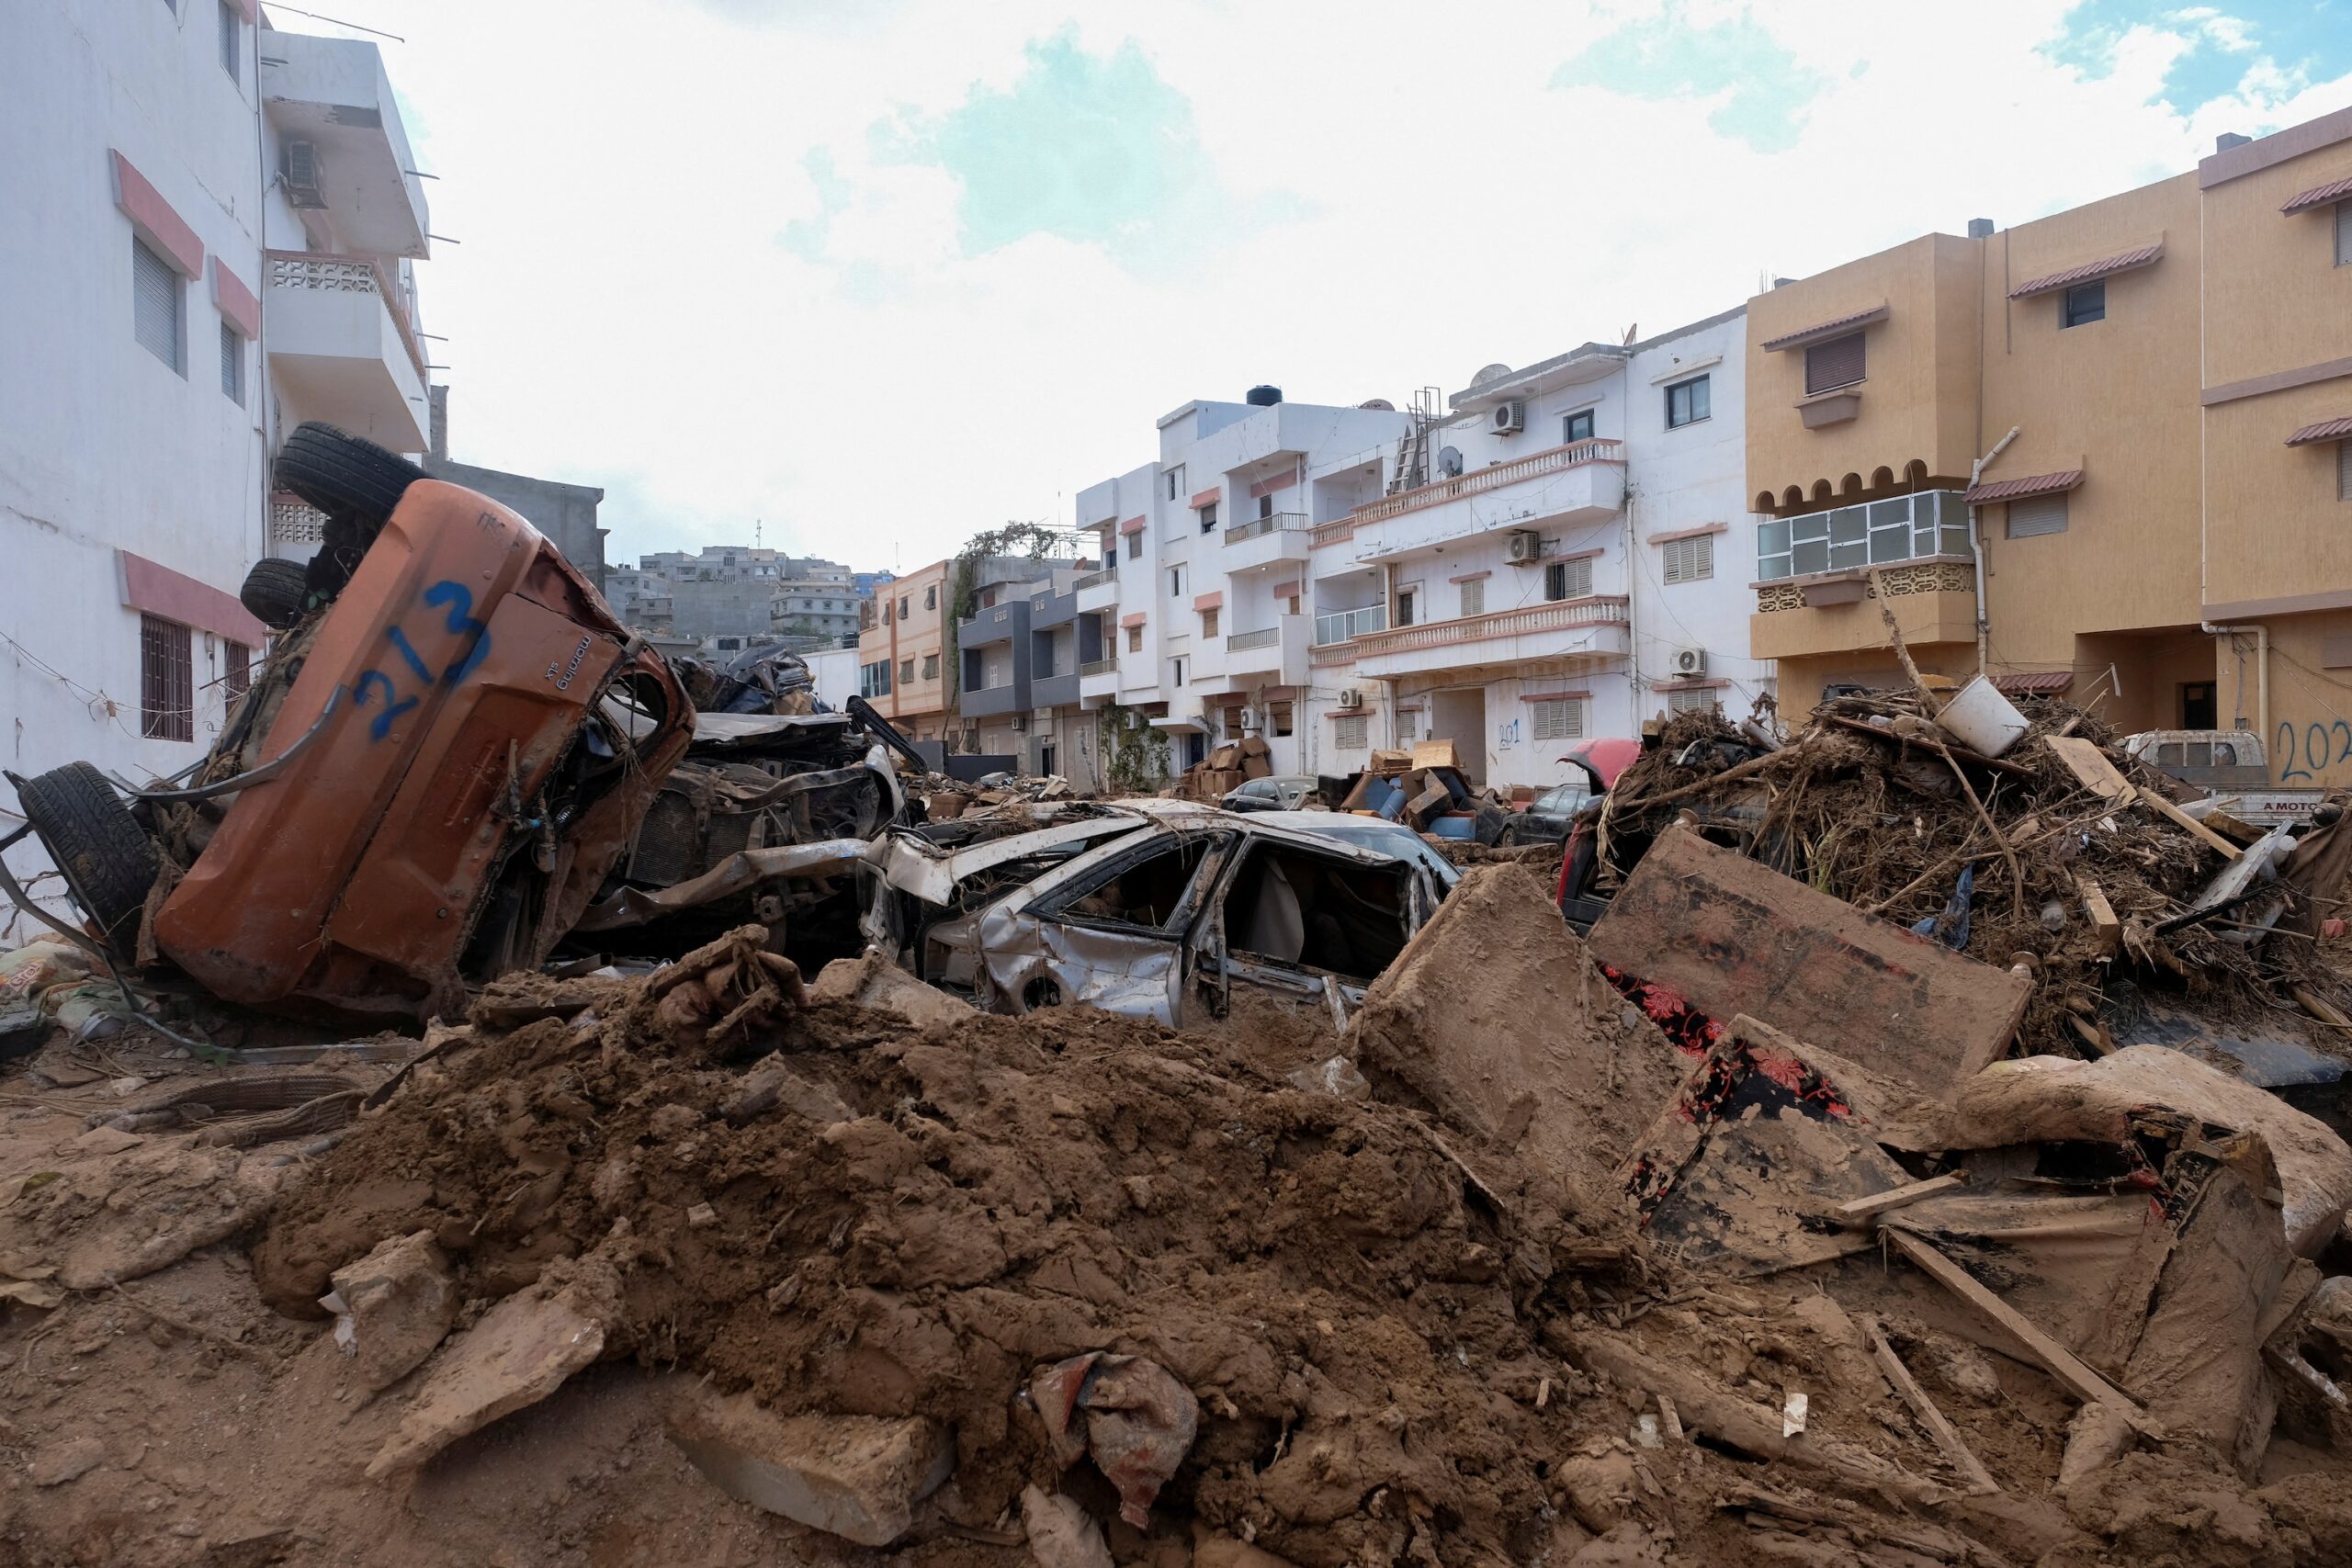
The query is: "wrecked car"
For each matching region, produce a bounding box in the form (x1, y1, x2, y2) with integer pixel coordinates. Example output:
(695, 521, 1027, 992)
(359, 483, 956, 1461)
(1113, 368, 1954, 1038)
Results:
(2, 423, 694, 1021)
(578, 798, 1456, 1026)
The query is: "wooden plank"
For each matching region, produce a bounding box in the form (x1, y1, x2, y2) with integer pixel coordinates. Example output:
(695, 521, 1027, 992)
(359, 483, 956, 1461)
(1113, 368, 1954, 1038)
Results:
(1860, 1315, 2000, 1496)
(2137, 787, 2244, 860)
(1822, 714, 2034, 777)
(2076, 877, 2120, 959)
(2043, 734, 2134, 803)
(1586, 827, 2034, 1099)
(1884, 1230, 2149, 1425)
(1834, 1172, 1968, 1222)
(1409, 738, 1462, 773)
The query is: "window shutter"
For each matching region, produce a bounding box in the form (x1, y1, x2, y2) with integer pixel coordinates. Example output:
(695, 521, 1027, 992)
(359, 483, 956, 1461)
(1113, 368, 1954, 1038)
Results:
(1553, 555, 1593, 598)
(1663, 535, 1714, 584)
(1666, 687, 1716, 716)
(1531, 699, 1585, 741)
(2340, 439, 2352, 502)
(1334, 715, 1368, 750)
(219, 321, 243, 402)
(132, 239, 180, 370)
(1804, 332, 1865, 394)
(1459, 578, 1484, 618)
(2007, 491, 2069, 538)
(2337, 200, 2351, 265)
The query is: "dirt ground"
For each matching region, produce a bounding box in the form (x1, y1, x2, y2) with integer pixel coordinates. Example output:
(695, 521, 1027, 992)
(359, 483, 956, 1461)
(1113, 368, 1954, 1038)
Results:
(0, 891, 2348, 1566)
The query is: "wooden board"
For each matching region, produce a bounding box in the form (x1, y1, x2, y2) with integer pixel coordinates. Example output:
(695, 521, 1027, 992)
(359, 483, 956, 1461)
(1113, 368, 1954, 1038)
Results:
(1587, 827, 2033, 1099)
(2044, 736, 2240, 860)
(2076, 877, 2120, 958)
(1409, 738, 1462, 773)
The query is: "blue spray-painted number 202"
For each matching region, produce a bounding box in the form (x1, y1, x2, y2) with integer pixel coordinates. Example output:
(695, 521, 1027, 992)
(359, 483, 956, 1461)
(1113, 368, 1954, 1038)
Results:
(352, 580, 493, 740)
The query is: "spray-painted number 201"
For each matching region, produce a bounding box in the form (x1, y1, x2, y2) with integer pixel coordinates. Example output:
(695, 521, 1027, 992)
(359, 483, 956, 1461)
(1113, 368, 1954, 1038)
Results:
(352, 580, 493, 741)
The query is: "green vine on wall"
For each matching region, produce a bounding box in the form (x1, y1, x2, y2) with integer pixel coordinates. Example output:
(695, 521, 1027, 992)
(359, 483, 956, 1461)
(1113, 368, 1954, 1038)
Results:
(1099, 700, 1170, 794)
(943, 521, 1071, 705)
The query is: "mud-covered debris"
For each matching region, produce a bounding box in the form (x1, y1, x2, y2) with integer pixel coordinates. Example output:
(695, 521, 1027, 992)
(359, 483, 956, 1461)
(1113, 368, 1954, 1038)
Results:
(28, 1438, 106, 1488)
(809, 949, 973, 1029)
(1020, 1484, 1113, 1568)
(1027, 1352, 1198, 1528)
(665, 1393, 952, 1545)
(0, 1141, 281, 1291)
(324, 1230, 457, 1393)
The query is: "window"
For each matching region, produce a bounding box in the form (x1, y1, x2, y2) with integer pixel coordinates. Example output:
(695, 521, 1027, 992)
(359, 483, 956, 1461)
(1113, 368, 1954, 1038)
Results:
(899, 658, 913, 684)
(132, 238, 181, 372)
(922, 653, 939, 680)
(860, 660, 892, 697)
(1043, 833, 1217, 932)
(1563, 409, 1595, 445)
(1199, 502, 1217, 533)
(219, 321, 244, 404)
(1168, 567, 1183, 596)
(924, 585, 936, 610)
(2063, 281, 2105, 328)
(1269, 700, 1294, 737)
(1126, 624, 1143, 653)
(1283, 591, 1301, 615)
(1804, 332, 1865, 394)
(1396, 709, 1419, 744)
(141, 615, 193, 740)
(1165, 466, 1184, 501)
(899, 595, 910, 618)
(1544, 556, 1593, 601)
(218, 0, 239, 77)
(224, 639, 252, 699)
(1257, 494, 1272, 520)
(2337, 201, 2351, 266)
(1531, 698, 1586, 741)
(1459, 578, 1484, 618)
(1170, 656, 1186, 687)
(2339, 439, 2352, 502)
(1201, 607, 1218, 638)
(1662, 534, 1713, 584)
(2007, 491, 2069, 538)
(1665, 374, 1711, 428)
(1126, 530, 1142, 560)
(1334, 714, 1369, 750)
(1665, 686, 1718, 716)
(1757, 491, 1972, 580)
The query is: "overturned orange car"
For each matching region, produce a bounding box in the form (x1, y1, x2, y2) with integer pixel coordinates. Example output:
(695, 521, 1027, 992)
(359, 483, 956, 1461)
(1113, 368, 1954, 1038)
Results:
(5, 424, 692, 1022)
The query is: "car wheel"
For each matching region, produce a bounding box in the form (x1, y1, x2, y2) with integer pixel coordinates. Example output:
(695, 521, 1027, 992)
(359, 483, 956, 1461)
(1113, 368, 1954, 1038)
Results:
(15, 761, 158, 948)
(238, 557, 312, 630)
(275, 422, 424, 535)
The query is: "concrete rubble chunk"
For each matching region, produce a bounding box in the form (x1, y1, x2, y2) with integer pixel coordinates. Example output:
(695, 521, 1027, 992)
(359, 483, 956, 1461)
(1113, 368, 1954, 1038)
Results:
(325, 1230, 458, 1393)
(810, 949, 975, 1030)
(664, 1389, 952, 1546)
(364, 1256, 616, 1481)
(1021, 1484, 1113, 1568)
(28, 1437, 106, 1487)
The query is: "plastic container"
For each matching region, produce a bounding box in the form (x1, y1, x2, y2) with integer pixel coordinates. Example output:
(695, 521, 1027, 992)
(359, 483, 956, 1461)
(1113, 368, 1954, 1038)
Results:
(1430, 814, 1476, 840)
(1934, 675, 2030, 758)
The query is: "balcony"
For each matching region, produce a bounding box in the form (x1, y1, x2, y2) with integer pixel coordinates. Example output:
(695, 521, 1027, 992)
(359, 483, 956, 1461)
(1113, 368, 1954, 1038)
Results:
(1756, 491, 1972, 583)
(957, 601, 1024, 649)
(1221, 512, 1312, 573)
(959, 679, 1023, 719)
(1079, 654, 1119, 705)
(1224, 616, 1308, 683)
(1033, 669, 1080, 708)
(1351, 595, 1631, 681)
(1314, 605, 1386, 646)
(1029, 589, 1078, 630)
(1075, 570, 1120, 615)
(259, 33, 429, 258)
(1751, 562, 1978, 661)
(265, 252, 428, 451)
(1340, 439, 1626, 564)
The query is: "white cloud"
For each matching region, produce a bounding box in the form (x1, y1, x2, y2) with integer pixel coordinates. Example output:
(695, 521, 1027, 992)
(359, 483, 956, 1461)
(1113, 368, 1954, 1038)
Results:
(288, 0, 2349, 570)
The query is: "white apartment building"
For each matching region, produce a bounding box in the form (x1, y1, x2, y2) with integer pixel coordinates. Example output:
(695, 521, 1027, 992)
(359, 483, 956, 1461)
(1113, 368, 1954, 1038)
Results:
(3, 4, 428, 892)
(1072, 389, 1413, 780)
(1301, 309, 1773, 790)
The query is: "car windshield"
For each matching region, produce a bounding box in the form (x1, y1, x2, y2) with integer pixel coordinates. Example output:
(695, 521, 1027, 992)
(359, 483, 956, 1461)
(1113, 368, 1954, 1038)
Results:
(1538, 784, 1586, 813)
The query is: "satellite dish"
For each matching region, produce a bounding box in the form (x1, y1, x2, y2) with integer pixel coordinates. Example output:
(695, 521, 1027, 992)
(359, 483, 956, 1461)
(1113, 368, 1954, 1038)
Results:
(1437, 446, 1464, 478)
(1359, 398, 1395, 411)
(1472, 363, 1512, 387)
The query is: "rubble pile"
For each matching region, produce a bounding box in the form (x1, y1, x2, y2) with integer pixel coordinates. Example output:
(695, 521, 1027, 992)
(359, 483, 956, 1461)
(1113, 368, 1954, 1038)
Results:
(1591, 694, 2352, 1061)
(1332, 740, 1509, 845)
(1169, 737, 1279, 803)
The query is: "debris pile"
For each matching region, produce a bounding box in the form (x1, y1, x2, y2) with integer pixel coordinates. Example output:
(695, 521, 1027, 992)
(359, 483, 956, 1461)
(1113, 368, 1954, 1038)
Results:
(1329, 740, 1508, 845)
(1169, 736, 1277, 802)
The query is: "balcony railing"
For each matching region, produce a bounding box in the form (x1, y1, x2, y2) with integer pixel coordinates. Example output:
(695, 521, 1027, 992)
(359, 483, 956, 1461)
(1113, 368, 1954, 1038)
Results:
(1347, 438, 1623, 528)
(1071, 567, 1116, 592)
(1080, 656, 1117, 676)
(1351, 595, 1629, 658)
(1224, 512, 1308, 545)
(266, 250, 428, 379)
(1313, 605, 1386, 645)
(1227, 626, 1282, 651)
(1310, 517, 1356, 548)
(1757, 490, 1972, 581)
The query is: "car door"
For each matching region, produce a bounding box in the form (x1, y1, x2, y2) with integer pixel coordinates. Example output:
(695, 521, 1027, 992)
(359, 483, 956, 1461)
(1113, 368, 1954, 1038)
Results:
(964, 826, 1237, 1023)
(1186, 828, 1418, 1023)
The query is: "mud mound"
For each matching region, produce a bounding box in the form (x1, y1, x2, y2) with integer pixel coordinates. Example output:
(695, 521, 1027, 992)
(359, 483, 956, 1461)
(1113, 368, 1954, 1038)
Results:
(255, 974, 1643, 1566)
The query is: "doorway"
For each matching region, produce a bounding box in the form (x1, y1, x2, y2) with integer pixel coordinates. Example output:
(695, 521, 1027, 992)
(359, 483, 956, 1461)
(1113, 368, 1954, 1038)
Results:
(2181, 682, 2217, 729)
(1427, 688, 1489, 784)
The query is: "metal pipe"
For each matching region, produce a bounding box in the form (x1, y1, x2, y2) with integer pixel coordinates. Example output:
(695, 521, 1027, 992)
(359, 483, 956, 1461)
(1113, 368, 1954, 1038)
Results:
(107, 685, 345, 803)
(2200, 621, 2267, 742)
(1966, 427, 2019, 671)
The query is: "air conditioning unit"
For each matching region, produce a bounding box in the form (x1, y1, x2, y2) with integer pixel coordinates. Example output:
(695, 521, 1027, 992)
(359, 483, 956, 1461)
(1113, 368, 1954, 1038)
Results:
(1488, 400, 1526, 435)
(1674, 648, 1710, 677)
(284, 141, 326, 209)
(1011, 714, 1027, 732)
(1237, 706, 1258, 730)
(1506, 530, 1543, 564)
(1337, 689, 1365, 710)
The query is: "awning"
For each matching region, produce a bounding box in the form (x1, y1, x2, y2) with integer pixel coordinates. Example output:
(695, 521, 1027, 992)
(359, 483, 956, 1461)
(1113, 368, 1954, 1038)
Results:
(1148, 716, 1208, 733)
(1118, 516, 1146, 536)
(1189, 488, 1219, 508)
(2007, 243, 2161, 299)
(1992, 671, 2074, 696)
(2282, 174, 2352, 215)
(1192, 591, 1223, 612)
(1963, 468, 2084, 505)
(1760, 303, 1887, 353)
(116, 549, 266, 644)
(1119, 611, 1148, 628)
(2286, 415, 2352, 446)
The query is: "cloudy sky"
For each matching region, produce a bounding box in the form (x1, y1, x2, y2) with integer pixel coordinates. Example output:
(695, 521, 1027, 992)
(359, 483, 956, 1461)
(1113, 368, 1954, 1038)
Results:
(308, 0, 2349, 570)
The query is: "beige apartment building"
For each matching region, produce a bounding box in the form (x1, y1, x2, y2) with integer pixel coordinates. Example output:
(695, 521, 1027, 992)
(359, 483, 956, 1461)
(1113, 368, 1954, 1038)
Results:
(1745, 105, 2352, 783)
(858, 560, 952, 742)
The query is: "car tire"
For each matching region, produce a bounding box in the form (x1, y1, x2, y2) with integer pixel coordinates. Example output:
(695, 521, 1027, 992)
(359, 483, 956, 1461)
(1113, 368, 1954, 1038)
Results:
(275, 422, 424, 534)
(239, 557, 312, 630)
(16, 761, 158, 948)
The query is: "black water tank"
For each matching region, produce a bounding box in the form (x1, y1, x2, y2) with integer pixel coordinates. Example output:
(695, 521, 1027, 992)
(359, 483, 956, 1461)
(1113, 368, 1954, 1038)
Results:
(1246, 385, 1283, 407)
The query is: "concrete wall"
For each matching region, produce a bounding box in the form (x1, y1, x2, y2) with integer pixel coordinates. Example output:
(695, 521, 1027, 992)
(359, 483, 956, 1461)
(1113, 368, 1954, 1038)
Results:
(424, 457, 607, 588)
(1, 0, 271, 907)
